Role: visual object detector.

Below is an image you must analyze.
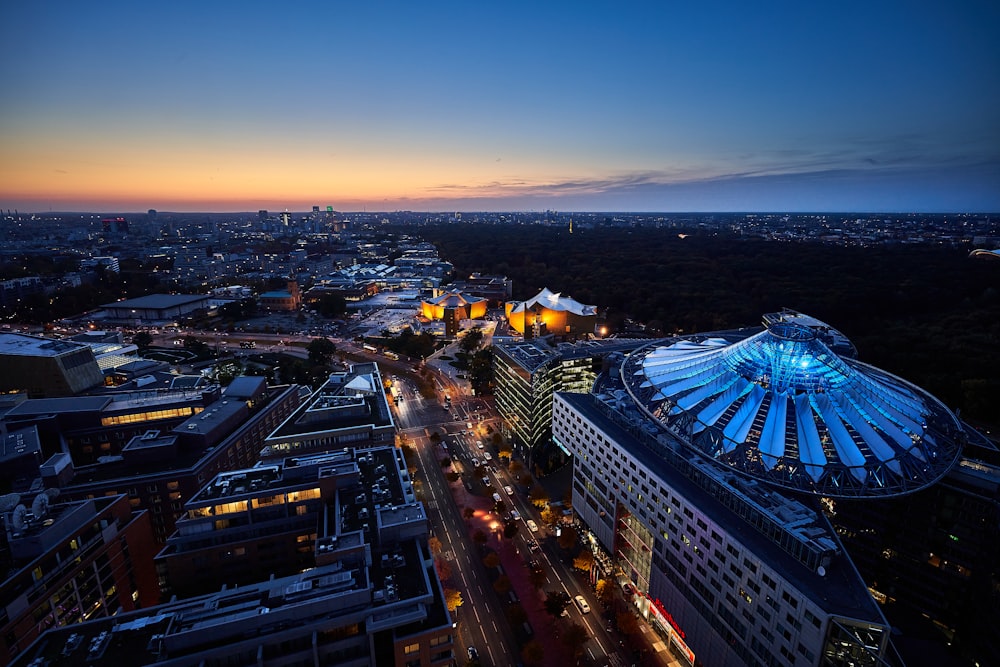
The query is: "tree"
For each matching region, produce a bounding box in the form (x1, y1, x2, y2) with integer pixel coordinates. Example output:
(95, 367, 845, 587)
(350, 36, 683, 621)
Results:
(617, 610, 640, 636)
(529, 567, 547, 590)
(521, 639, 544, 666)
(483, 552, 500, 569)
(528, 485, 549, 508)
(473, 530, 488, 548)
(562, 622, 588, 659)
(573, 549, 595, 573)
(492, 574, 511, 595)
(307, 337, 336, 365)
(428, 536, 442, 556)
(543, 590, 571, 618)
(596, 579, 615, 607)
(435, 557, 452, 582)
(540, 506, 560, 526)
(506, 602, 528, 626)
(503, 521, 520, 539)
(440, 456, 452, 467)
(463, 507, 475, 521)
(557, 526, 578, 551)
(444, 587, 464, 613)
(133, 331, 153, 349)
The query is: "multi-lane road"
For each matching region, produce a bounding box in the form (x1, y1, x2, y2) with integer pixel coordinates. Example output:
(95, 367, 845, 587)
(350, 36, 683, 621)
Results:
(391, 373, 635, 667)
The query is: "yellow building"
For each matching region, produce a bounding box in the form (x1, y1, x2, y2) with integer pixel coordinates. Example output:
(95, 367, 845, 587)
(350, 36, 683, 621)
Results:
(505, 287, 597, 339)
(421, 290, 487, 335)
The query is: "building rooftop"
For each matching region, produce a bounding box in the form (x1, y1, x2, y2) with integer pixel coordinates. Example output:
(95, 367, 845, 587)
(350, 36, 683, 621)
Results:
(99, 293, 208, 309)
(264, 364, 393, 444)
(623, 314, 965, 497)
(508, 286, 596, 317)
(0, 333, 92, 358)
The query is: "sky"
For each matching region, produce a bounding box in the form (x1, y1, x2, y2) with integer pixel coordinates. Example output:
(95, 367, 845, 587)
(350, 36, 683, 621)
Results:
(1, 1, 998, 213)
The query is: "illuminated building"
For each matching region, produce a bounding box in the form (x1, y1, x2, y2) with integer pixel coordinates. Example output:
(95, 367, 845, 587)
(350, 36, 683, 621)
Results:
(0, 333, 104, 397)
(17, 407, 454, 667)
(505, 287, 597, 339)
(0, 493, 159, 665)
(552, 312, 968, 666)
(2, 378, 304, 544)
(420, 289, 487, 335)
(259, 280, 302, 312)
(493, 337, 645, 468)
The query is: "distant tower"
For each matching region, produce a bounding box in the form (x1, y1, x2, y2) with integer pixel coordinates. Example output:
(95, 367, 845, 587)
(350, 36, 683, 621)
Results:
(569, 219, 573, 234)
(280, 211, 291, 227)
(147, 209, 157, 221)
(258, 209, 268, 224)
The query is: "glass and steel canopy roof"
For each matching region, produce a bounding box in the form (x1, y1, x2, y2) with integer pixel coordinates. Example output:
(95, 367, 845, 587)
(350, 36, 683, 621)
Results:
(624, 320, 964, 497)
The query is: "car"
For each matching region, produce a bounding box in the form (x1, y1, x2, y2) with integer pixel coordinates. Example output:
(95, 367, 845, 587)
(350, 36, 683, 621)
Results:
(527, 519, 538, 532)
(471, 458, 479, 467)
(574, 595, 591, 614)
(482, 476, 491, 486)
(483, 452, 492, 461)
(510, 509, 521, 520)
(492, 492, 502, 503)
(477, 442, 484, 449)
(528, 540, 540, 552)
(467, 646, 479, 661)
(503, 485, 513, 495)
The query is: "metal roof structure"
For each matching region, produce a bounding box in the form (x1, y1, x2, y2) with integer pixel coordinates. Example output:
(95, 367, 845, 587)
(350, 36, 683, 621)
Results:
(622, 317, 965, 497)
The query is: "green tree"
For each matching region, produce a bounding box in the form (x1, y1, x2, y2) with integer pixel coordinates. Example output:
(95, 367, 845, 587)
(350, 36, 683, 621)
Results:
(132, 331, 153, 349)
(307, 337, 336, 365)
(543, 590, 570, 618)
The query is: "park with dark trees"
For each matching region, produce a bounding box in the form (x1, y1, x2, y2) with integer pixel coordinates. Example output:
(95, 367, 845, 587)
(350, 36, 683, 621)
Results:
(411, 223, 1000, 425)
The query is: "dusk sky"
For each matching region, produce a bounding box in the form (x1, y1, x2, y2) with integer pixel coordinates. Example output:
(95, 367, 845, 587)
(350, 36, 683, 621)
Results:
(2, 1, 998, 213)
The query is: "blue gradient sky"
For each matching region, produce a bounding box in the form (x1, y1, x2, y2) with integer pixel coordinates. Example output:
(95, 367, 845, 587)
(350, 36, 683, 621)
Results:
(1, 1, 998, 212)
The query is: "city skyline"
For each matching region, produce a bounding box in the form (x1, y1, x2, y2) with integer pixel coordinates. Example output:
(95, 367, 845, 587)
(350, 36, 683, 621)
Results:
(2, 1, 999, 213)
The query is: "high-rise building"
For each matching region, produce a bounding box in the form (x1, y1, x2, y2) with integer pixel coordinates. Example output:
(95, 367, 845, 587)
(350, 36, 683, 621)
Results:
(552, 312, 968, 666)
(493, 337, 645, 469)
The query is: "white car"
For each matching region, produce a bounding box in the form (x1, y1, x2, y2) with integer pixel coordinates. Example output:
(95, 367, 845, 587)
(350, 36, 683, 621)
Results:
(574, 595, 591, 613)
(483, 452, 492, 461)
(527, 519, 538, 533)
(503, 485, 513, 495)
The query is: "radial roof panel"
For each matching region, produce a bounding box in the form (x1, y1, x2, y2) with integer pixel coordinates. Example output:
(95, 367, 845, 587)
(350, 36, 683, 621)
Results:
(624, 319, 964, 497)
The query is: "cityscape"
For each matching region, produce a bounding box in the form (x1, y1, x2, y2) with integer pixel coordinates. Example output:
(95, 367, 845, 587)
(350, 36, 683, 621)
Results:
(3, 2, 999, 667)
(0, 209, 997, 667)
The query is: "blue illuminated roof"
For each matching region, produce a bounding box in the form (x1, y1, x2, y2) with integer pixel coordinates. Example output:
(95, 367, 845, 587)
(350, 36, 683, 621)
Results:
(624, 319, 964, 497)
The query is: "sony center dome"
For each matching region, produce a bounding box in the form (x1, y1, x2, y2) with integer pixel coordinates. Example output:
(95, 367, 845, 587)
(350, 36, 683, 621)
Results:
(622, 313, 965, 497)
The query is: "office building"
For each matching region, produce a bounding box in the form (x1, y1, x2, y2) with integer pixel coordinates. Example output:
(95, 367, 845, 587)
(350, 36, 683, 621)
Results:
(0, 493, 159, 665)
(493, 337, 645, 469)
(552, 312, 967, 666)
(1, 379, 305, 544)
(260, 363, 395, 461)
(17, 435, 454, 667)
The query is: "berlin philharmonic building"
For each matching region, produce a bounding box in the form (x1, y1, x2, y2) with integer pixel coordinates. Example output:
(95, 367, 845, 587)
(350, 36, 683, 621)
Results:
(552, 311, 965, 667)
